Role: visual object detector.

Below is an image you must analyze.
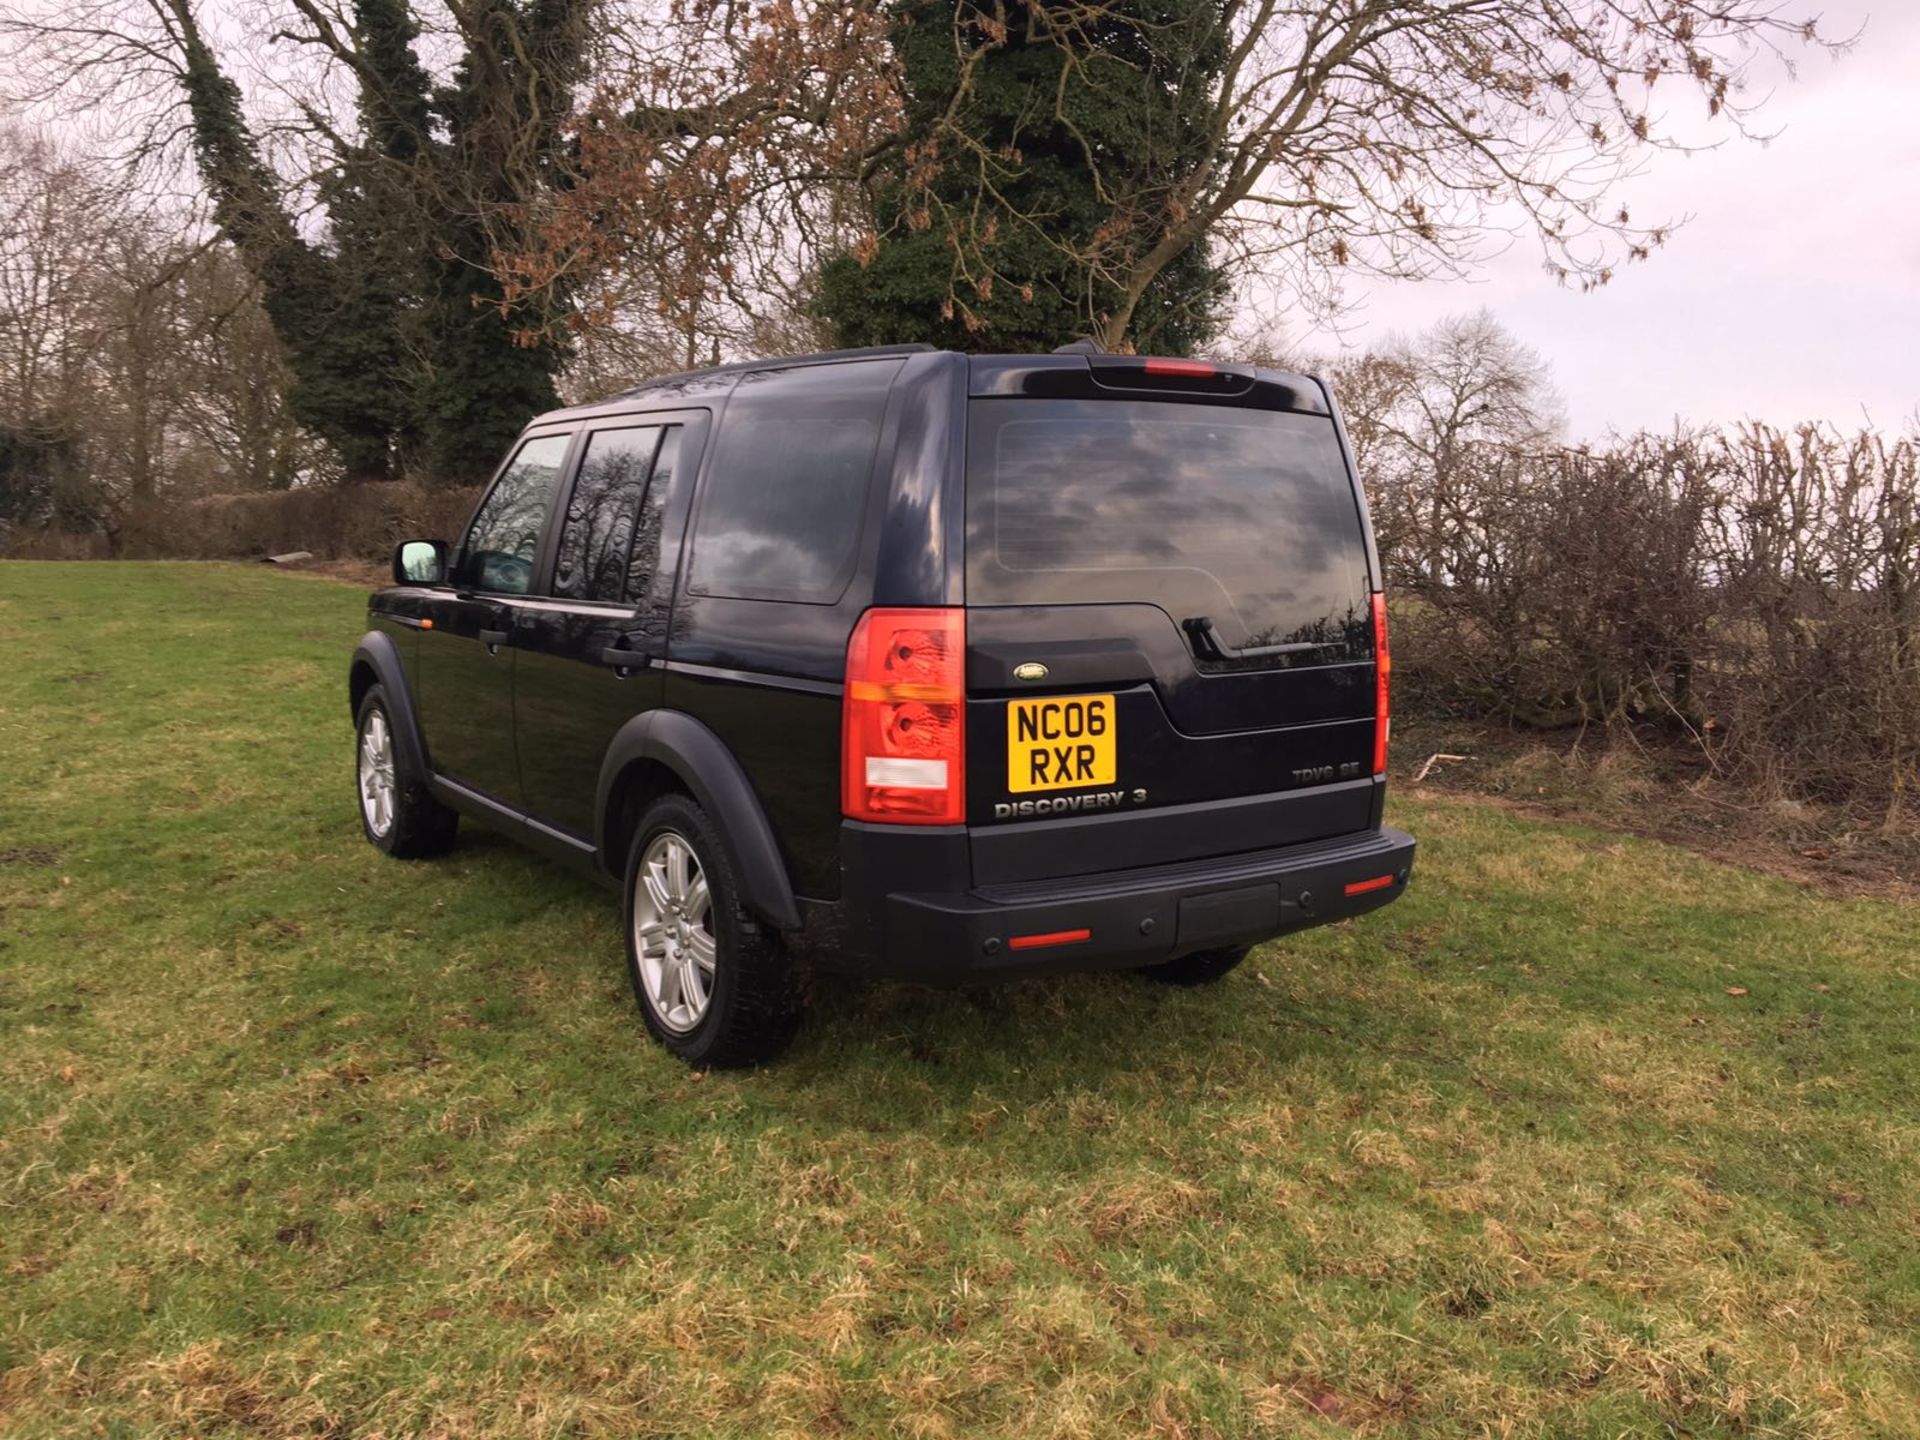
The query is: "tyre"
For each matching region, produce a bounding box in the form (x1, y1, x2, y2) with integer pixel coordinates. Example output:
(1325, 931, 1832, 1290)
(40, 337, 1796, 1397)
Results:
(1140, 943, 1252, 987)
(355, 685, 458, 859)
(623, 793, 804, 1067)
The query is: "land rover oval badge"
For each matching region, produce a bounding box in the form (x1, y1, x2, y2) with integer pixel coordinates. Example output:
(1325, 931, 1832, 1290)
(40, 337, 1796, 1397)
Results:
(1013, 662, 1049, 682)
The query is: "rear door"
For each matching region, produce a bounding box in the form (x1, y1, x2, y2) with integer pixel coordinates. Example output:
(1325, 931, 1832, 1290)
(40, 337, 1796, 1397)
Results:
(513, 415, 704, 840)
(665, 357, 907, 901)
(963, 369, 1379, 885)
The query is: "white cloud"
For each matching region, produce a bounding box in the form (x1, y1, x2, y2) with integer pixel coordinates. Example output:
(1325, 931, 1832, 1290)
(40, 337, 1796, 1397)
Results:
(1292, 2, 1920, 440)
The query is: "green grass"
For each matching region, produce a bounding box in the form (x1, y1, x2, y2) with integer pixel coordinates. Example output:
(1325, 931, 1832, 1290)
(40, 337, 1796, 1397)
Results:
(2, 561, 1917, 1438)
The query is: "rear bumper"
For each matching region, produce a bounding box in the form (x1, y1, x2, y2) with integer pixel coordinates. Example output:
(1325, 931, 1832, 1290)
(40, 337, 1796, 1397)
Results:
(820, 823, 1415, 984)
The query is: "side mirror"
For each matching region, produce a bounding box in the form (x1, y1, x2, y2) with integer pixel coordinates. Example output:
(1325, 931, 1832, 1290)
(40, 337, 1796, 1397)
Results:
(394, 538, 449, 586)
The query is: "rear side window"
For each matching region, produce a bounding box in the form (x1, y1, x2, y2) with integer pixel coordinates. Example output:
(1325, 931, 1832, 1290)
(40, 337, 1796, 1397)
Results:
(627, 428, 681, 602)
(551, 426, 663, 603)
(460, 432, 572, 595)
(687, 359, 901, 603)
(966, 399, 1374, 661)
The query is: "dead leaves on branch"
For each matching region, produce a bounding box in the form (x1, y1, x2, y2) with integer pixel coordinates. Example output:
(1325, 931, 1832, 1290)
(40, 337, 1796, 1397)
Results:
(494, 1, 899, 342)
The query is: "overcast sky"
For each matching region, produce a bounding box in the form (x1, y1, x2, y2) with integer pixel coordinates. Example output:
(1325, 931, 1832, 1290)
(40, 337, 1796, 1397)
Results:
(1294, 1, 1919, 442)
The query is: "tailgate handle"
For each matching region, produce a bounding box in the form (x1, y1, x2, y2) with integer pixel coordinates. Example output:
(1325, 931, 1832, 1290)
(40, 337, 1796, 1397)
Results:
(1182, 616, 1336, 662)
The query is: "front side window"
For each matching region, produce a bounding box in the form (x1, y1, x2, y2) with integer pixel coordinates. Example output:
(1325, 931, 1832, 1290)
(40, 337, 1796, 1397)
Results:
(551, 427, 663, 603)
(687, 359, 900, 603)
(459, 433, 571, 595)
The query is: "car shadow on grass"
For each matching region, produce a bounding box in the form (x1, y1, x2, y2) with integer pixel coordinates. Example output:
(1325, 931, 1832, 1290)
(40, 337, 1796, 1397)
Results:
(412, 825, 1443, 1121)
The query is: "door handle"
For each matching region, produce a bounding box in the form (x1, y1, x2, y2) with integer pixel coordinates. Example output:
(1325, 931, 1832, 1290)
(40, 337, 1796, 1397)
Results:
(600, 643, 654, 675)
(479, 627, 511, 652)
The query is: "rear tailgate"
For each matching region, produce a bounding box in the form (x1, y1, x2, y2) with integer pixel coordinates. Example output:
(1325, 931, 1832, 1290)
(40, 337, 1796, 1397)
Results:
(963, 366, 1380, 886)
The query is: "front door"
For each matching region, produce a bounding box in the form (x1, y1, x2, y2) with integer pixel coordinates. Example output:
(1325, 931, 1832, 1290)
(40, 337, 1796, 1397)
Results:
(515, 417, 704, 839)
(417, 430, 574, 805)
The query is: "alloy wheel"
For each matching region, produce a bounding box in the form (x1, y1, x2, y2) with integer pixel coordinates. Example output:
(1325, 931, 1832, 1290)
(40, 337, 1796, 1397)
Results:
(632, 830, 717, 1033)
(358, 709, 397, 837)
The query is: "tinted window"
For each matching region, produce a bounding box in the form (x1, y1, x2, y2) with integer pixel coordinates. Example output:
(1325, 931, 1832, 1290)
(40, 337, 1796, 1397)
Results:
(460, 433, 570, 595)
(688, 360, 900, 603)
(629, 428, 681, 602)
(551, 426, 662, 603)
(966, 399, 1373, 662)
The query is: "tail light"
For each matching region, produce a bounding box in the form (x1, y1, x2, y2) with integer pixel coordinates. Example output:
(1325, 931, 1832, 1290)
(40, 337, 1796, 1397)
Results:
(843, 607, 966, 824)
(1371, 591, 1391, 776)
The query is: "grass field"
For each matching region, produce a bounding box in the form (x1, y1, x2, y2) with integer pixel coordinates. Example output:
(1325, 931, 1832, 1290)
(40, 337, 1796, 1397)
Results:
(2, 561, 1917, 1439)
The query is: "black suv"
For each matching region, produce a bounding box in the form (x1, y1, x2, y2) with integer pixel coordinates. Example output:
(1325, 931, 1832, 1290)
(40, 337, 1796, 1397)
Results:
(349, 344, 1414, 1065)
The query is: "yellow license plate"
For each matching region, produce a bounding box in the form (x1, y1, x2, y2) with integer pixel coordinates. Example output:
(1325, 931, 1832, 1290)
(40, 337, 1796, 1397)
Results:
(1006, 694, 1117, 793)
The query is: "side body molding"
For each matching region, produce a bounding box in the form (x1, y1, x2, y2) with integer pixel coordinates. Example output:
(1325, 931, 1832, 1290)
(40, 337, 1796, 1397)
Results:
(348, 630, 430, 777)
(595, 710, 803, 932)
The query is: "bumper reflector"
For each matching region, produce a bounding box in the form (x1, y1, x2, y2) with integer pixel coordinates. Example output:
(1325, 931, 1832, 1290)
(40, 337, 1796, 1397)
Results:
(1343, 875, 1396, 896)
(1008, 928, 1092, 951)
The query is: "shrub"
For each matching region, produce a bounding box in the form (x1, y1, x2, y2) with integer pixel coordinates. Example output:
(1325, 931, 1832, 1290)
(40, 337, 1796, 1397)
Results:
(113, 482, 485, 564)
(1387, 424, 1919, 826)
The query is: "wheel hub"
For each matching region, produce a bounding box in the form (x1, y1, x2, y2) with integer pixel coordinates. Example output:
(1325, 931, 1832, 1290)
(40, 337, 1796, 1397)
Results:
(632, 830, 716, 1033)
(358, 710, 397, 838)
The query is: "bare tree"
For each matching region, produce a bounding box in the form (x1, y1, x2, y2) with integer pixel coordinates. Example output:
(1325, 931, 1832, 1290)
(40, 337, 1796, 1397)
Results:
(496, 1, 897, 373)
(1334, 310, 1559, 585)
(494, 0, 1838, 360)
(0, 125, 315, 550)
(890, 0, 1837, 350)
(1392, 311, 1558, 584)
(166, 246, 311, 493)
(3, 0, 594, 480)
(0, 130, 124, 538)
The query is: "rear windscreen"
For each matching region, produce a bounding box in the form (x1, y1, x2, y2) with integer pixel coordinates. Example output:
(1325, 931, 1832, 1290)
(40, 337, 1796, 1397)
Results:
(965, 398, 1374, 662)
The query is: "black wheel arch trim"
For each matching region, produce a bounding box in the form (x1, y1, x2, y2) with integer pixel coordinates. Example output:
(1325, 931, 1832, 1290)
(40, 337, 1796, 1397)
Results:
(595, 709, 803, 932)
(348, 631, 430, 778)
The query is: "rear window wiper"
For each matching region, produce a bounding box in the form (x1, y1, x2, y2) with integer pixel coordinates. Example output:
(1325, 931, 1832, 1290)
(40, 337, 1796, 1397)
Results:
(1182, 616, 1338, 663)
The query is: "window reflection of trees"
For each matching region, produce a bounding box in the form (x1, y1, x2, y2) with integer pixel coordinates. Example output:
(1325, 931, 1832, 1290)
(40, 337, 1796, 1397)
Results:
(554, 427, 661, 602)
(969, 404, 1374, 663)
(1230, 603, 1374, 669)
(626, 429, 679, 604)
(461, 433, 570, 595)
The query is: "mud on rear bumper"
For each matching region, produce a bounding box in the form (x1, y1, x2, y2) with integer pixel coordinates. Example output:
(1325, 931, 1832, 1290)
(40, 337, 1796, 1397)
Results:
(829, 824, 1416, 984)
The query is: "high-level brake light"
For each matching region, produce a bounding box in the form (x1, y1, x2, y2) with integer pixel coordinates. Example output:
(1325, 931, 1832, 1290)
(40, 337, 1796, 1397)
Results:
(1142, 358, 1217, 378)
(842, 608, 966, 825)
(1371, 591, 1391, 776)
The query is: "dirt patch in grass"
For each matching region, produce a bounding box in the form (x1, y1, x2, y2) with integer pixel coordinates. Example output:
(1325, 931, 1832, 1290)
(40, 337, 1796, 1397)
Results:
(0, 847, 62, 867)
(1395, 715, 1920, 900)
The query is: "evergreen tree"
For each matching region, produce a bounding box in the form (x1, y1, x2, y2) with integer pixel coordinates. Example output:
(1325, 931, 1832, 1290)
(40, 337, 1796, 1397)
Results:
(817, 0, 1228, 356)
(164, 0, 582, 482)
(417, 0, 582, 477)
(174, 14, 395, 479)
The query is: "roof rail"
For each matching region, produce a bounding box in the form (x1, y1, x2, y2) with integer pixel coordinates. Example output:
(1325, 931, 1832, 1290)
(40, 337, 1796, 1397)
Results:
(614, 343, 939, 397)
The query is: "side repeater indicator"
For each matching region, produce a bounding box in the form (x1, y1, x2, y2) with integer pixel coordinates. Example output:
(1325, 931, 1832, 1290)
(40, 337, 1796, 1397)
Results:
(1013, 662, 1049, 682)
